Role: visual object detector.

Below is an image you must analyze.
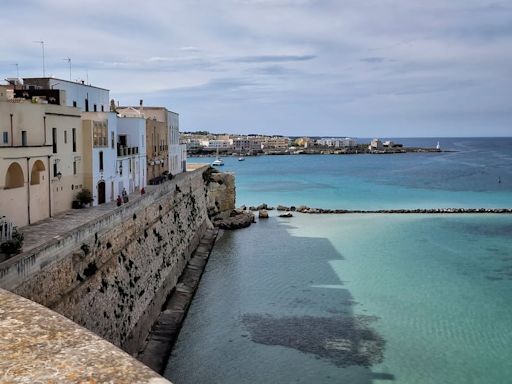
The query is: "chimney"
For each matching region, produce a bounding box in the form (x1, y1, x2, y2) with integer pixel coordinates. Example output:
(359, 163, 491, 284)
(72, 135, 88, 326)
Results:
(139, 99, 144, 113)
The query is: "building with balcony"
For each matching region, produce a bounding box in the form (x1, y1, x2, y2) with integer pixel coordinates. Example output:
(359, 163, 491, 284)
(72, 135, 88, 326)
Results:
(117, 116, 146, 194)
(82, 112, 119, 205)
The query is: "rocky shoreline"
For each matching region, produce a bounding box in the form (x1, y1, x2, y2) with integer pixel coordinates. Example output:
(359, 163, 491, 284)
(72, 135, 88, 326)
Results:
(241, 204, 512, 215)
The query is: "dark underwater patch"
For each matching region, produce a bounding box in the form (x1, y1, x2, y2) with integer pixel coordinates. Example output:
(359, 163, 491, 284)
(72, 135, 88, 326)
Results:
(241, 313, 385, 368)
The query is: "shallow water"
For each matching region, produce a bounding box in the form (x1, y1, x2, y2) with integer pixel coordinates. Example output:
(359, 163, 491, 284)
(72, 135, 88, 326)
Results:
(164, 214, 512, 384)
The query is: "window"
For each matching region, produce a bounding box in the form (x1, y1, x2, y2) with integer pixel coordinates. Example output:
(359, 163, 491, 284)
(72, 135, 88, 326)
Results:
(111, 131, 115, 149)
(52, 128, 57, 153)
(85, 98, 89, 112)
(2, 132, 8, 144)
(93, 121, 108, 147)
(101, 105, 104, 112)
(73, 161, 77, 175)
(53, 163, 58, 178)
(21, 131, 27, 146)
(64, 130, 67, 144)
(73, 101, 77, 107)
(94, 104, 97, 112)
(72, 128, 76, 152)
(99, 151, 104, 172)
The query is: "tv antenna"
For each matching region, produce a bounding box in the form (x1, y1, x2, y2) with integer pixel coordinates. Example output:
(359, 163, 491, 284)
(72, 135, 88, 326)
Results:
(13, 63, 19, 78)
(63, 57, 71, 80)
(33, 40, 46, 77)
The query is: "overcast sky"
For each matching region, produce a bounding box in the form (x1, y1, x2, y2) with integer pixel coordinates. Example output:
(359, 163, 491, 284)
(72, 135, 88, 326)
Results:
(1, 0, 511, 137)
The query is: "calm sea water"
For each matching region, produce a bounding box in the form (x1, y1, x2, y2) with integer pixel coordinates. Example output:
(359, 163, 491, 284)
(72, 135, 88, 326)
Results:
(165, 138, 512, 384)
(189, 137, 512, 209)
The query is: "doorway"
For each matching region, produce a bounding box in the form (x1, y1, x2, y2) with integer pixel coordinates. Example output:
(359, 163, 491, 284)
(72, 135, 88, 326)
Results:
(98, 181, 106, 204)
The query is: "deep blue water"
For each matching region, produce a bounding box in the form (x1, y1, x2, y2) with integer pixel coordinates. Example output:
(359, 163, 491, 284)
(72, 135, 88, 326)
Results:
(190, 137, 512, 209)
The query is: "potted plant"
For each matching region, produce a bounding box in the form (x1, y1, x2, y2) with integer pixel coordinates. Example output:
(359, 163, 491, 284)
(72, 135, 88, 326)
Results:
(75, 189, 94, 208)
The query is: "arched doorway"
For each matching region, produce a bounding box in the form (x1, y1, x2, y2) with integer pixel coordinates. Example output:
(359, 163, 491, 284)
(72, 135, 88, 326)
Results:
(97, 181, 106, 205)
(5, 162, 24, 189)
(30, 160, 46, 185)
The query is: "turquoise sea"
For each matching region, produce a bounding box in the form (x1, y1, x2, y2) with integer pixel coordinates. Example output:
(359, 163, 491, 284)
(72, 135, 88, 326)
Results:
(164, 138, 512, 384)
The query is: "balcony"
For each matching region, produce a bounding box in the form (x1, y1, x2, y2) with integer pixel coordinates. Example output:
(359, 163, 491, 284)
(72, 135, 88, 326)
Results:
(117, 146, 139, 157)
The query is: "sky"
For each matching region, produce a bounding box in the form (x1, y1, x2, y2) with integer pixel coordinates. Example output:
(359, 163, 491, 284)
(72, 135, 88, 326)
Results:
(1, 0, 511, 137)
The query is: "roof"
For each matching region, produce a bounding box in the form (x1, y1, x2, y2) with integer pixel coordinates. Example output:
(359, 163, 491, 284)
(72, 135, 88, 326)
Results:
(23, 77, 110, 92)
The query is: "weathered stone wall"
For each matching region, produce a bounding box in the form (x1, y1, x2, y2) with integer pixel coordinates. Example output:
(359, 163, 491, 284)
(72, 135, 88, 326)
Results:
(205, 170, 236, 219)
(3, 166, 230, 355)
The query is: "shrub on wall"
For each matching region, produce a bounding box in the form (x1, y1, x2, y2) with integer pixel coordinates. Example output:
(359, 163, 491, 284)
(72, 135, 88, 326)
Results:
(0, 228, 24, 256)
(75, 189, 94, 208)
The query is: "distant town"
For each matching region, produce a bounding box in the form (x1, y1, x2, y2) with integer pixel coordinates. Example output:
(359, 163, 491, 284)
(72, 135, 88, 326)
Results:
(182, 132, 442, 156)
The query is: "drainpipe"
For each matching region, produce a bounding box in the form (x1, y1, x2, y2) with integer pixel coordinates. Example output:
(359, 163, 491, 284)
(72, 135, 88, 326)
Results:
(43, 116, 47, 145)
(10, 114, 13, 147)
(26, 157, 31, 225)
(48, 155, 52, 218)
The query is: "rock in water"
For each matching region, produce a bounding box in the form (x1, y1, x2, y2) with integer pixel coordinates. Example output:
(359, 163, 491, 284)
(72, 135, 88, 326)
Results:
(259, 209, 269, 219)
(279, 212, 293, 218)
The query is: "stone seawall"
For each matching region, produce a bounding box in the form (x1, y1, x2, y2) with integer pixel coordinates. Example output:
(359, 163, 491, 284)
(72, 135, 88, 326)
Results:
(0, 166, 235, 355)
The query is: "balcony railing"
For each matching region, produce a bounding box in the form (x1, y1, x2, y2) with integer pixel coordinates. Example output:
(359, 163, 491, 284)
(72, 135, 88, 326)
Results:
(117, 146, 139, 157)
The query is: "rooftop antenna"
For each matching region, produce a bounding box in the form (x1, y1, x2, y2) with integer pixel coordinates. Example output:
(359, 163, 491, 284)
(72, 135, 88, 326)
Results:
(13, 63, 19, 78)
(86, 69, 89, 85)
(33, 40, 46, 77)
(63, 57, 71, 80)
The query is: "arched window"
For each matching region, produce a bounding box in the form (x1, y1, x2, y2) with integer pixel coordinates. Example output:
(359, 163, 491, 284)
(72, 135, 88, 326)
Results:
(30, 160, 46, 185)
(5, 162, 24, 189)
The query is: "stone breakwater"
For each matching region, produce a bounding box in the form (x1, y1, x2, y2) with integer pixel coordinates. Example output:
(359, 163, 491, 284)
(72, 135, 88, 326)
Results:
(244, 204, 512, 214)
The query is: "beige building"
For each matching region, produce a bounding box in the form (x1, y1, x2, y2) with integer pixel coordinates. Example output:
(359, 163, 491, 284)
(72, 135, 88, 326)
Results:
(0, 86, 84, 227)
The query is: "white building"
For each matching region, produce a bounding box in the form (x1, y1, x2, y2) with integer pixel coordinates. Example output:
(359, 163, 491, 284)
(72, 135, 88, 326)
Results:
(168, 111, 186, 175)
(23, 78, 110, 113)
(369, 138, 383, 150)
(117, 116, 147, 194)
(317, 137, 357, 148)
(206, 139, 233, 149)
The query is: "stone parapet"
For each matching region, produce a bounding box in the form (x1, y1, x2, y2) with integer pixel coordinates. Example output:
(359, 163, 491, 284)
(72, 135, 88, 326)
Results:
(0, 288, 171, 384)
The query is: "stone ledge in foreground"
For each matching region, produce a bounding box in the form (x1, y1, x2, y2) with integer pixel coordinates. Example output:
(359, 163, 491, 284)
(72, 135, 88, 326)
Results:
(0, 288, 171, 384)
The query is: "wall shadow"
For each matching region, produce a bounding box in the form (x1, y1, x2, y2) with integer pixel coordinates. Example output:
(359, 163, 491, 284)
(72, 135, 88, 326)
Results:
(165, 217, 395, 383)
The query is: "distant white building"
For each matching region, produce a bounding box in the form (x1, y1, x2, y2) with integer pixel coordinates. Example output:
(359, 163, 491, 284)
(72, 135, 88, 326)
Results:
(369, 138, 383, 150)
(206, 139, 233, 149)
(317, 137, 357, 148)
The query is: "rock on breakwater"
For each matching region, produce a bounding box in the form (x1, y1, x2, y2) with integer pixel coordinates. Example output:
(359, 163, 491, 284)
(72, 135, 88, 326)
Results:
(267, 204, 512, 214)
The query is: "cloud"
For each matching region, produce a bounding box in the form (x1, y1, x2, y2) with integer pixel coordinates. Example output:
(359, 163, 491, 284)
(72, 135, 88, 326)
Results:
(0, 0, 511, 136)
(231, 54, 316, 63)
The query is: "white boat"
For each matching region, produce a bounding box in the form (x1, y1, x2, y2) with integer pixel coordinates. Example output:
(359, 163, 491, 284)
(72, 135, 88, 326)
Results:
(212, 147, 224, 166)
(436, 141, 440, 150)
(238, 154, 245, 161)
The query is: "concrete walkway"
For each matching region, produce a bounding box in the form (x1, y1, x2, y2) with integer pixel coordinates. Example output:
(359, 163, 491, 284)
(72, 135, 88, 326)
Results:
(19, 186, 153, 256)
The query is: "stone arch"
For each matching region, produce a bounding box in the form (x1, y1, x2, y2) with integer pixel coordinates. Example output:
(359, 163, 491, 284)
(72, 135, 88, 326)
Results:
(5, 162, 24, 189)
(30, 160, 46, 185)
